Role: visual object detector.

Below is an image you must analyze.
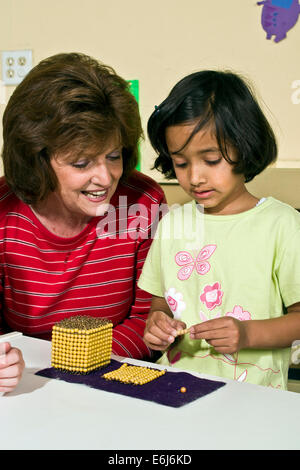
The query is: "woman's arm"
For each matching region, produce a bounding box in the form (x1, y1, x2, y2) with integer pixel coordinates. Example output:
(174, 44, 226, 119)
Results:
(0, 269, 25, 392)
(111, 236, 156, 359)
(0, 342, 25, 393)
(112, 186, 168, 359)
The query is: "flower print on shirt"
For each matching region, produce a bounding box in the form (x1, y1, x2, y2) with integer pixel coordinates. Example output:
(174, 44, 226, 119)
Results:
(175, 244, 216, 280)
(199, 310, 208, 322)
(165, 287, 186, 320)
(226, 305, 251, 321)
(200, 282, 223, 310)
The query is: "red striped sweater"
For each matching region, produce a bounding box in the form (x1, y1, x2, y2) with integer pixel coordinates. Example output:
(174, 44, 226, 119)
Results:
(0, 171, 166, 359)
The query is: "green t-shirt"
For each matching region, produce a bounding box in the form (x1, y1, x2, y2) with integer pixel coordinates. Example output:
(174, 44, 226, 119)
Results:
(138, 197, 300, 389)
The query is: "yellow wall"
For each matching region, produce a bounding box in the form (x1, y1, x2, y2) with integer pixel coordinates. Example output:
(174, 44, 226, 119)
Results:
(162, 168, 300, 208)
(1, 0, 300, 200)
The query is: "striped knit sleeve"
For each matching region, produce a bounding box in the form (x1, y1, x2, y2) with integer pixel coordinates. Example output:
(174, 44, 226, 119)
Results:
(111, 181, 167, 359)
(0, 179, 12, 335)
(111, 235, 155, 359)
(0, 267, 4, 335)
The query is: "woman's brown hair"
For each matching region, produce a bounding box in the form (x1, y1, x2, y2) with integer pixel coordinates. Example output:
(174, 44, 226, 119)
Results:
(2, 52, 142, 204)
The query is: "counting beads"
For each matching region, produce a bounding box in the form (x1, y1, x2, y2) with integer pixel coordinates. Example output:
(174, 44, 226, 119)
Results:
(51, 316, 113, 374)
(175, 328, 190, 337)
(102, 363, 166, 385)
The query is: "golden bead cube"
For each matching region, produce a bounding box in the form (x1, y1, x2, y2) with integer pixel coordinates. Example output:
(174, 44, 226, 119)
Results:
(51, 316, 113, 374)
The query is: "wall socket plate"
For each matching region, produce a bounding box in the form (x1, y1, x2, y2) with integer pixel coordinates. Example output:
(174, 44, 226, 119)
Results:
(1, 50, 33, 85)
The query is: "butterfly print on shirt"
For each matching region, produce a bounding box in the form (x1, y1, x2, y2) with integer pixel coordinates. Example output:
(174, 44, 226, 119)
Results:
(175, 244, 217, 281)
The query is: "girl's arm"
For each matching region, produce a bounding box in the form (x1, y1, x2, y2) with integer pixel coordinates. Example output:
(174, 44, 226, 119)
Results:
(190, 302, 300, 354)
(143, 295, 187, 351)
(244, 302, 300, 349)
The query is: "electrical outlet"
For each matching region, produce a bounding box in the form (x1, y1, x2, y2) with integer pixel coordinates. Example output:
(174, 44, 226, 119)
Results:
(1, 50, 33, 85)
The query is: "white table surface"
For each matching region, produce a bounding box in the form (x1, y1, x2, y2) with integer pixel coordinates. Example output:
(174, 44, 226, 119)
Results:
(0, 334, 299, 450)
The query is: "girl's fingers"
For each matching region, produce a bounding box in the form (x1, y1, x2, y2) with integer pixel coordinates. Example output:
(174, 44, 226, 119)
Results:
(144, 325, 175, 348)
(144, 310, 187, 350)
(190, 327, 228, 341)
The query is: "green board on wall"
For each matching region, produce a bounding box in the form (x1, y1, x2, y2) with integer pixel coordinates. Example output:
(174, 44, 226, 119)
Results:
(128, 80, 141, 171)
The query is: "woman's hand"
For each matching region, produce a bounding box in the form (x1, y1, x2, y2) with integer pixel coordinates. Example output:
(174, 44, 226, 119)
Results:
(189, 317, 249, 354)
(0, 342, 25, 393)
(144, 310, 187, 351)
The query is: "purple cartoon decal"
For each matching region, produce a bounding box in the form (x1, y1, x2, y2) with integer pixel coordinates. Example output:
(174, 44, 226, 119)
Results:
(257, 0, 300, 42)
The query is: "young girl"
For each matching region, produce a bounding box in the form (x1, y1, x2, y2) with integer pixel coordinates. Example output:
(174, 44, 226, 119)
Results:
(138, 70, 300, 389)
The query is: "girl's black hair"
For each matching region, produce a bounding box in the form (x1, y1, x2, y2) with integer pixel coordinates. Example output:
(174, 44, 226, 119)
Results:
(147, 70, 277, 182)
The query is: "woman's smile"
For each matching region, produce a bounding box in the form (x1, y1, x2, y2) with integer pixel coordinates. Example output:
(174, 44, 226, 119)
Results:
(80, 188, 109, 202)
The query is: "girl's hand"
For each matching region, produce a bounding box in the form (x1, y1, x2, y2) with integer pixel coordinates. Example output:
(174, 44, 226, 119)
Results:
(0, 342, 25, 393)
(144, 310, 187, 351)
(189, 317, 249, 354)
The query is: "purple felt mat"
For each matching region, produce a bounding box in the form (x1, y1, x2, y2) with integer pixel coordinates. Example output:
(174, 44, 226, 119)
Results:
(36, 359, 225, 408)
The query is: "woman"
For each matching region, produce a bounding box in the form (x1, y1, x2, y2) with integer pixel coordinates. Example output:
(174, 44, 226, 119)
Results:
(0, 52, 165, 392)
